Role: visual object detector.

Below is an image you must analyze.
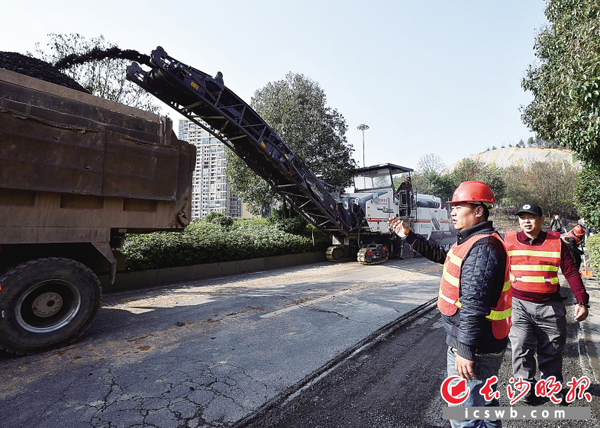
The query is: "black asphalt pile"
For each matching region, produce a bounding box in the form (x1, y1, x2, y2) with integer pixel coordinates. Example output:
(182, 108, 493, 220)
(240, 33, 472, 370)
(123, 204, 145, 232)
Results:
(55, 47, 151, 70)
(0, 51, 90, 93)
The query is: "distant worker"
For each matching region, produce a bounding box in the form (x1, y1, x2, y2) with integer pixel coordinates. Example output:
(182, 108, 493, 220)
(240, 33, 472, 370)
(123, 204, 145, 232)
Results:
(505, 203, 589, 405)
(550, 214, 563, 233)
(398, 176, 412, 193)
(395, 176, 413, 216)
(563, 224, 586, 271)
(578, 217, 590, 239)
(389, 181, 510, 428)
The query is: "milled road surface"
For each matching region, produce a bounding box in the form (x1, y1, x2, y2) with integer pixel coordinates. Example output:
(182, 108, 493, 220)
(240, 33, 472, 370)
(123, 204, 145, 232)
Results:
(236, 307, 448, 428)
(1, 258, 598, 427)
(0, 257, 442, 428)
(235, 279, 600, 428)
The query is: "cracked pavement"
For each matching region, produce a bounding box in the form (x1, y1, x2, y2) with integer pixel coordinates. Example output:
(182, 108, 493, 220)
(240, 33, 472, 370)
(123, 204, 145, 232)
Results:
(0, 258, 442, 427)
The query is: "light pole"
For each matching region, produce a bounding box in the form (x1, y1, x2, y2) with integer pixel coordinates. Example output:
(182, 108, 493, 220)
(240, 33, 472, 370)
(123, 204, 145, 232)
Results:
(357, 124, 369, 167)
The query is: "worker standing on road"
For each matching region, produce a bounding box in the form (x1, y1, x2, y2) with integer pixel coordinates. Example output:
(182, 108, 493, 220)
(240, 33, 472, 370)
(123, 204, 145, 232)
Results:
(505, 203, 589, 405)
(550, 214, 564, 233)
(389, 181, 511, 428)
(562, 224, 586, 271)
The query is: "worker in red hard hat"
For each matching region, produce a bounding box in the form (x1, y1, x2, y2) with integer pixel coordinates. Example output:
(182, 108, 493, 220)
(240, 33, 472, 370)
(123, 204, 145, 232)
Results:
(389, 181, 510, 428)
(563, 224, 586, 271)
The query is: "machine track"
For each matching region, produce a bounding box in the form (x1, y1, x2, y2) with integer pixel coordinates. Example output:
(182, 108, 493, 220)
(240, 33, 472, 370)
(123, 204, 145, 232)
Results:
(357, 247, 389, 265)
(326, 246, 356, 262)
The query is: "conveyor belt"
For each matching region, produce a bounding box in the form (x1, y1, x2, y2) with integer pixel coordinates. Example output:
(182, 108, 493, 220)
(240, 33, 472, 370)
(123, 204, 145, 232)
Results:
(127, 47, 351, 234)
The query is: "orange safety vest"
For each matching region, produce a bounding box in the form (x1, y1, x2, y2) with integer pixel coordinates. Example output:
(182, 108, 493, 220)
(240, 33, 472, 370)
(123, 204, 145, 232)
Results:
(438, 232, 512, 340)
(562, 225, 585, 245)
(505, 231, 561, 294)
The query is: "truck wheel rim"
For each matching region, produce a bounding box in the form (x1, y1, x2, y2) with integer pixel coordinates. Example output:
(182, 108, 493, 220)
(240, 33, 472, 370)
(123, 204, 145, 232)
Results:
(15, 280, 82, 333)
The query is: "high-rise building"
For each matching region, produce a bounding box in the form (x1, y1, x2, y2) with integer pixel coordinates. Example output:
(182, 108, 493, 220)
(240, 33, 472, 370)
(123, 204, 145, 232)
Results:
(178, 119, 242, 219)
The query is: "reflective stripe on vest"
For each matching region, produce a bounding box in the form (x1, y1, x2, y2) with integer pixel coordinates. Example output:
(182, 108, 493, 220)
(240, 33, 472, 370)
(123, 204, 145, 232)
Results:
(437, 232, 512, 340)
(505, 231, 561, 294)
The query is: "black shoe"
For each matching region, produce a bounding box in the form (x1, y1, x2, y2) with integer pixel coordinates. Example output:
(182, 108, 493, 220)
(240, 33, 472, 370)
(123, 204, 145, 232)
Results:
(519, 381, 536, 405)
(523, 392, 537, 405)
(553, 390, 568, 406)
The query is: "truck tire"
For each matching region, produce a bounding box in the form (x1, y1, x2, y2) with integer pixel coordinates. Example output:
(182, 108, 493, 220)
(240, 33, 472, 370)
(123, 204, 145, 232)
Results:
(0, 258, 102, 354)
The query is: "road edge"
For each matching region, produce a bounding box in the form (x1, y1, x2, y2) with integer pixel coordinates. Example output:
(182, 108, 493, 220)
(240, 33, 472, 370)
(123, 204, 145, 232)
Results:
(232, 297, 438, 428)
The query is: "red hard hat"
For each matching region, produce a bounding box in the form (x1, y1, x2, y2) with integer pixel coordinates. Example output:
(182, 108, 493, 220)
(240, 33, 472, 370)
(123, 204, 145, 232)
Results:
(573, 225, 586, 236)
(448, 181, 496, 205)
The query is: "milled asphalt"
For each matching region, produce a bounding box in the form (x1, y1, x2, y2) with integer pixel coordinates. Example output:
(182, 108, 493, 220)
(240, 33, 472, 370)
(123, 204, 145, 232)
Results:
(578, 274, 600, 383)
(0, 257, 444, 428)
(1, 255, 599, 428)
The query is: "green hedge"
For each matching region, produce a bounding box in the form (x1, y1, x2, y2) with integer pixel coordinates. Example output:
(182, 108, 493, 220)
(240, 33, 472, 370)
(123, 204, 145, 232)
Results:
(586, 234, 600, 277)
(121, 218, 330, 271)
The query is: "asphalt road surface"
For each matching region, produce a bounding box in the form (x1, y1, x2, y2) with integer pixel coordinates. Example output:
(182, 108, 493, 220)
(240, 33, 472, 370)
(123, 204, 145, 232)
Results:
(235, 301, 600, 428)
(0, 257, 442, 428)
(236, 306, 449, 428)
(1, 257, 598, 428)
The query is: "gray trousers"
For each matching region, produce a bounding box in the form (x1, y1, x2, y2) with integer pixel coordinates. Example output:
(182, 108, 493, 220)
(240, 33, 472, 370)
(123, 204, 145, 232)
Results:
(508, 297, 567, 383)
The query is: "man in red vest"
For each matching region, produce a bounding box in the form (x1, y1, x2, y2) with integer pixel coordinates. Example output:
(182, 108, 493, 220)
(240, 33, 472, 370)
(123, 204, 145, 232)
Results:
(389, 181, 510, 428)
(505, 203, 589, 405)
(562, 224, 586, 271)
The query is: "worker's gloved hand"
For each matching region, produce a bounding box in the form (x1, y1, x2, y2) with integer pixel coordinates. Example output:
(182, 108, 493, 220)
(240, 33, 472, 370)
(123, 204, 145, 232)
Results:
(388, 217, 410, 238)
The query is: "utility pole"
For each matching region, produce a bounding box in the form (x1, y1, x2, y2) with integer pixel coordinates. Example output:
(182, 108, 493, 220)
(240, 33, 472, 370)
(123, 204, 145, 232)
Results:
(357, 124, 369, 167)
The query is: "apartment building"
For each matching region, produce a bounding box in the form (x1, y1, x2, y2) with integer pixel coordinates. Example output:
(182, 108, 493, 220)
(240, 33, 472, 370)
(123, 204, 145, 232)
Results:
(178, 119, 242, 219)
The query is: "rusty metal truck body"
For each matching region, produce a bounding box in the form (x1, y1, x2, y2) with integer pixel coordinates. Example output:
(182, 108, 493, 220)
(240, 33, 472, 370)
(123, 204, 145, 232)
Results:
(0, 67, 195, 354)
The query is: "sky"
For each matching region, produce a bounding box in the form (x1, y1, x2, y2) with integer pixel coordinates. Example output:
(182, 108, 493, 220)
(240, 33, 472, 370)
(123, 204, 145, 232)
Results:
(1, 0, 548, 171)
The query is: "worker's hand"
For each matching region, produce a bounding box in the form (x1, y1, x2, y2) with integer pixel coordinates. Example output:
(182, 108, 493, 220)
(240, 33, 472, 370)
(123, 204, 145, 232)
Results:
(388, 217, 410, 238)
(455, 354, 476, 382)
(574, 304, 589, 322)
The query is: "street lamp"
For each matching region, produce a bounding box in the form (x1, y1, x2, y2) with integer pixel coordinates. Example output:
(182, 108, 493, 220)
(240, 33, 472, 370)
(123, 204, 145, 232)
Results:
(357, 124, 369, 167)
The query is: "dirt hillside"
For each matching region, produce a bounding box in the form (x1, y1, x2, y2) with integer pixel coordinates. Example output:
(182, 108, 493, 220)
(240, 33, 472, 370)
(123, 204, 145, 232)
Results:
(445, 147, 580, 172)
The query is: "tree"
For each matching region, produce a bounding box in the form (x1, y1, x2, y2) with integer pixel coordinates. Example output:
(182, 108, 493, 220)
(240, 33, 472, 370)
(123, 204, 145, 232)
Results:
(450, 158, 485, 185)
(30, 33, 160, 113)
(411, 154, 446, 196)
(574, 164, 600, 231)
(425, 172, 455, 204)
(503, 161, 578, 217)
(478, 164, 506, 202)
(521, 1, 600, 165)
(226, 72, 356, 215)
(450, 159, 506, 202)
(416, 153, 446, 175)
(410, 173, 429, 195)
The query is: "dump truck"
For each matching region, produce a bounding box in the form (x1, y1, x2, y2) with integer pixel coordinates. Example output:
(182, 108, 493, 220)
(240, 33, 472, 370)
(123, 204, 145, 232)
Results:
(128, 47, 449, 264)
(0, 66, 195, 354)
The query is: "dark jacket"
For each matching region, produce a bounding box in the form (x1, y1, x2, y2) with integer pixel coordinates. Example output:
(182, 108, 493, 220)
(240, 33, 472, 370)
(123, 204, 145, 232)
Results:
(550, 217, 563, 232)
(405, 221, 508, 360)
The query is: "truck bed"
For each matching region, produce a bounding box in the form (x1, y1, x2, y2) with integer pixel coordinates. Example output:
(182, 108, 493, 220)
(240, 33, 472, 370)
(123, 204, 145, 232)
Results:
(0, 67, 195, 245)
